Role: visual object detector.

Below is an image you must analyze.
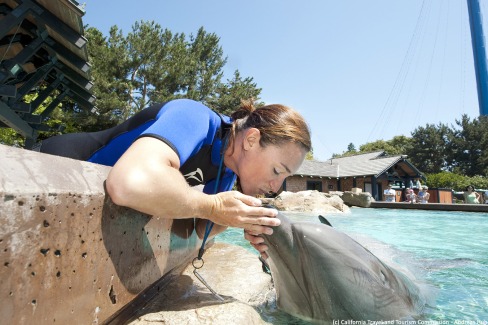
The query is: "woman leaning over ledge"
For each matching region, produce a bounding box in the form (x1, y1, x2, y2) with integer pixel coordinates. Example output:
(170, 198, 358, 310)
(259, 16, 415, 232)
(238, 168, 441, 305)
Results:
(39, 98, 312, 258)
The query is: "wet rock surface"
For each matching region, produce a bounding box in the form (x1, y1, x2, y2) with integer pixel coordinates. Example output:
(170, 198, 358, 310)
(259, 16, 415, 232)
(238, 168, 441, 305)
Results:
(271, 190, 350, 213)
(129, 242, 274, 325)
(340, 191, 374, 208)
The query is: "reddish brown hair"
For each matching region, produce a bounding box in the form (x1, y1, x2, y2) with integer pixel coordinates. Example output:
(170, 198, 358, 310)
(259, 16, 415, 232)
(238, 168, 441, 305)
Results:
(229, 100, 311, 152)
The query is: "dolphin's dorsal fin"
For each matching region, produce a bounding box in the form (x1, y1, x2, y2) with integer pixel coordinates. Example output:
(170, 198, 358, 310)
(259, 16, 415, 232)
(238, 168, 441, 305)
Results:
(318, 215, 333, 227)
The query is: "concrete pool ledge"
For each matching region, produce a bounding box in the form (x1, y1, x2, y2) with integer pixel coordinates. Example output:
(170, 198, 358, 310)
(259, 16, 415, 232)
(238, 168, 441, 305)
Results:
(0, 144, 204, 324)
(370, 201, 488, 213)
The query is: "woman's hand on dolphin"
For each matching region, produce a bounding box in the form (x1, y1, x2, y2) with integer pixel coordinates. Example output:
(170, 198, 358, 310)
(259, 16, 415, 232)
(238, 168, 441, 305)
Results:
(244, 230, 269, 259)
(206, 191, 280, 232)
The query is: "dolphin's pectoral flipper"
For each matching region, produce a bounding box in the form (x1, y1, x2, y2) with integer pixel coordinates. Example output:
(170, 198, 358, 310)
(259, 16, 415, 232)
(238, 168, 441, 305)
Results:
(318, 215, 333, 227)
(371, 282, 404, 311)
(351, 266, 375, 288)
(350, 266, 405, 318)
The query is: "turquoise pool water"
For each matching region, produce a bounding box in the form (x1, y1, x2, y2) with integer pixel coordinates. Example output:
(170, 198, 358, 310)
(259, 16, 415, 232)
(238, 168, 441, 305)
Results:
(215, 207, 488, 322)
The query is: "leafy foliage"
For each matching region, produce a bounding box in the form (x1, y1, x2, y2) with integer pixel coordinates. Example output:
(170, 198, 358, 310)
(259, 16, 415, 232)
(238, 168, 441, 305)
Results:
(447, 115, 488, 176)
(405, 123, 451, 173)
(207, 70, 262, 115)
(0, 128, 23, 147)
(426, 172, 488, 191)
(335, 115, 488, 181)
(425, 172, 469, 191)
(85, 21, 260, 124)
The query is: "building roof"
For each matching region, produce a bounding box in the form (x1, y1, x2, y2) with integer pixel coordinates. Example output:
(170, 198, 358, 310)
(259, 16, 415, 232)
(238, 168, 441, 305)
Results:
(295, 151, 424, 179)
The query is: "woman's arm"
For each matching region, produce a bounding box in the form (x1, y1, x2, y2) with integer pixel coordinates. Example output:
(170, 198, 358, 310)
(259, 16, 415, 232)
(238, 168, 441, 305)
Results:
(475, 192, 481, 200)
(195, 218, 226, 239)
(106, 137, 279, 234)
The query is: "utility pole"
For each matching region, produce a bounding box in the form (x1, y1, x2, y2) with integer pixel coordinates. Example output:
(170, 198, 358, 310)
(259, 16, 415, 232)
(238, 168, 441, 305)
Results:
(467, 0, 488, 116)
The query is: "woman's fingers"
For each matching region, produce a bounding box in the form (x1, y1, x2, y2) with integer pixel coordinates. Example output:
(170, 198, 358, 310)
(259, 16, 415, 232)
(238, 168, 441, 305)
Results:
(232, 191, 263, 207)
(212, 191, 280, 231)
(244, 230, 264, 243)
(244, 230, 269, 257)
(244, 224, 274, 236)
(246, 214, 280, 227)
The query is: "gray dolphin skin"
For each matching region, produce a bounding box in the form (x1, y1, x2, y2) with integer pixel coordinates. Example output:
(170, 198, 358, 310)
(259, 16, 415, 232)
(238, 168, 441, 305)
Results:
(261, 210, 427, 323)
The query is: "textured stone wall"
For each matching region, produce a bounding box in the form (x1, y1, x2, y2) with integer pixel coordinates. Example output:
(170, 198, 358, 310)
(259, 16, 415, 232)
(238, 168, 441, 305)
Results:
(0, 144, 202, 324)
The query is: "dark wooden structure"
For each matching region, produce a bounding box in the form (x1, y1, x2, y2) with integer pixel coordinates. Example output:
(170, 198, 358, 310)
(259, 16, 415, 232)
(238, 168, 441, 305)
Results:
(0, 0, 95, 148)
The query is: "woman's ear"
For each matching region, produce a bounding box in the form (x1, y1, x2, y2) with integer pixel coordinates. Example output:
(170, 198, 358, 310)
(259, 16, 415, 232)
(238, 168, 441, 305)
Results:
(243, 128, 261, 151)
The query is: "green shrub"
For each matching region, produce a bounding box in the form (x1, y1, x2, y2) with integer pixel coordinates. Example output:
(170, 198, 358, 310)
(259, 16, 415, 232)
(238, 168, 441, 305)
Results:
(425, 172, 487, 191)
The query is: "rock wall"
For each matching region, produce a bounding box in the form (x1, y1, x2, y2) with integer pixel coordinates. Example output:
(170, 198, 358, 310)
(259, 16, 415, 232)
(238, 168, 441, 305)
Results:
(340, 191, 374, 208)
(270, 190, 350, 214)
(128, 243, 273, 325)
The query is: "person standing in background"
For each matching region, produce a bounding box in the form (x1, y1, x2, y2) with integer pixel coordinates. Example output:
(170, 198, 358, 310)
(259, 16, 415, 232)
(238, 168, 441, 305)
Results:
(407, 188, 416, 203)
(415, 178, 422, 189)
(463, 185, 481, 204)
(383, 184, 396, 202)
(418, 186, 430, 203)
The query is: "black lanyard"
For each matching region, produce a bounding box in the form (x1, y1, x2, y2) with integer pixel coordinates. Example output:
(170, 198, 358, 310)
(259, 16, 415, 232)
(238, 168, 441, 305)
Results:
(191, 135, 229, 301)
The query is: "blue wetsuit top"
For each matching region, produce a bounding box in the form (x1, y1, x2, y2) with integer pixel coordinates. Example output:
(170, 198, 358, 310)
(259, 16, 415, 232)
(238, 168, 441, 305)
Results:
(40, 99, 237, 194)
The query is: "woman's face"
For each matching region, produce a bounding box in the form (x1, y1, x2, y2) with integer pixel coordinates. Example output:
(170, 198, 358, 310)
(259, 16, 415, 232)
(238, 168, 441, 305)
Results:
(229, 129, 307, 196)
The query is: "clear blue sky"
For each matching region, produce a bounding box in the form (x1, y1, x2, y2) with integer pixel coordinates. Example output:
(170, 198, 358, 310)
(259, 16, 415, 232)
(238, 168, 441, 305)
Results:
(80, 0, 487, 160)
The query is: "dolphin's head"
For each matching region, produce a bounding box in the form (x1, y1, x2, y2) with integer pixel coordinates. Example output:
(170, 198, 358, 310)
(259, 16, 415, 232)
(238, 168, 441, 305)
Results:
(261, 210, 426, 322)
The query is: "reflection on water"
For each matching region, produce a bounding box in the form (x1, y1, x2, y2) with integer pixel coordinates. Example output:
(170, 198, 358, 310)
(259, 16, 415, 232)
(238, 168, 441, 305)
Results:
(216, 208, 488, 322)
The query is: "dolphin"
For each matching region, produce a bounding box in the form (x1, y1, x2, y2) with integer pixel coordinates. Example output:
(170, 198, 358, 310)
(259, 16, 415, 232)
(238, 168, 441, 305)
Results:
(261, 210, 427, 323)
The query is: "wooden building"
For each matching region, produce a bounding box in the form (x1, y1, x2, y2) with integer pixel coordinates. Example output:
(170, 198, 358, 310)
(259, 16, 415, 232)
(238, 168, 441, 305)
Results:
(284, 151, 425, 201)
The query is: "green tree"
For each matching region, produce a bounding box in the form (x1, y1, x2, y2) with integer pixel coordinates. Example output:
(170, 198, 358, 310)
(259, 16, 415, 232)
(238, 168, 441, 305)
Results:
(0, 128, 23, 147)
(85, 22, 258, 121)
(1, 92, 67, 144)
(358, 139, 397, 155)
(207, 70, 262, 115)
(347, 143, 356, 153)
(83, 26, 130, 128)
(340, 136, 411, 157)
(406, 123, 451, 174)
(184, 27, 226, 103)
(448, 115, 487, 176)
(479, 116, 488, 175)
(124, 21, 183, 117)
(389, 135, 413, 155)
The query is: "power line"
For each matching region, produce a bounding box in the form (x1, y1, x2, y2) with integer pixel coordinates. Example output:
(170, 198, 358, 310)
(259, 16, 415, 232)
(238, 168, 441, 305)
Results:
(367, 0, 429, 142)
